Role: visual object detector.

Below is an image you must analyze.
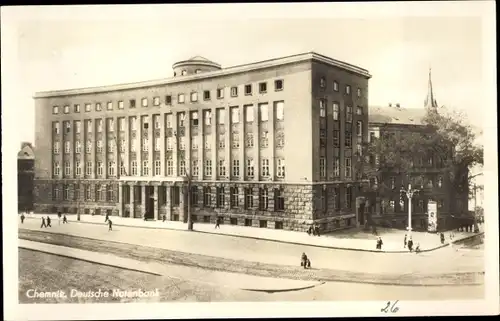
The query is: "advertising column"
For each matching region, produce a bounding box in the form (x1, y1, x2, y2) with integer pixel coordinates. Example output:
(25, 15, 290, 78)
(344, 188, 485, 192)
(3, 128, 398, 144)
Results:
(427, 201, 438, 232)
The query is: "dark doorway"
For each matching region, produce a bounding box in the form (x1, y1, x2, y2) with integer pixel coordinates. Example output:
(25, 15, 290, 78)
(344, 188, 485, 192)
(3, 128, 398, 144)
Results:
(145, 186, 154, 219)
(358, 202, 365, 225)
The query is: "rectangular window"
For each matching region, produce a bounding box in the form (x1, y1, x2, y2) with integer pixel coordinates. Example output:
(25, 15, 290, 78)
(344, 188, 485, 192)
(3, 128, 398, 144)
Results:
(75, 121, 81, 134)
(346, 106, 353, 123)
(166, 137, 173, 150)
(333, 103, 339, 120)
(84, 103, 91, 112)
(153, 96, 160, 106)
(333, 130, 340, 147)
(356, 121, 363, 137)
(320, 99, 326, 117)
(333, 81, 339, 91)
(346, 186, 352, 209)
(245, 105, 254, 122)
(178, 94, 185, 104)
(259, 82, 267, 93)
(232, 133, 240, 148)
(259, 103, 269, 122)
(179, 160, 186, 176)
(165, 95, 172, 105)
(244, 84, 252, 95)
(320, 158, 326, 178)
(246, 159, 254, 178)
(231, 107, 240, 124)
(190, 186, 198, 206)
(204, 110, 212, 125)
(97, 161, 103, 177)
(106, 101, 112, 110)
(230, 187, 239, 208)
(203, 187, 211, 207)
(108, 119, 114, 132)
(276, 159, 285, 178)
(179, 137, 186, 150)
(165, 114, 172, 128)
(230, 87, 238, 97)
(191, 111, 199, 126)
(178, 112, 186, 127)
(190, 92, 198, 102)
(108, 141, 114, 153)
(73, 104, 80, 113)
(75, 161, 82, 176)
(52, 106, 59, 114)
(203, 90, 211, 100)
(97, 119, 103, 132)
(261, 158, 270, 177)
(204, 135, 211, 149)
(166, 159, 173, 176)
(191, 136, 199, 150)
(141, 97, 148, 107)
(232, 159, 240, 177)
(246, 133, 254, 148)
(108, 161, 115, 177)
(131, 161, 138, 176)
(85, 162, 92, 176)
(345, 157, 352, 178)
(357, 88, 362, 97)
(154, 137, 161, 151)
(345, 85, 351, 95)
(64, 121, 71, 133)
(320, 77, 326, 88)
(75, 141, 81, 153)
(154, 160, 161, 176)
(217, 108, 226, 125)
(261, 131, 269, 148)
(275, 101, 284, 120)
(274, 79, 284, 91)
(96, 140, 103, 153)
(217, 159, 226, 177)
(217, 88, 224, 99)
(205, 160, 212, 176)
(345, 131, 352, 148)
(53, 122, 60, 134)
(154, 115, 160, 129)
(218, 134, 225, 149)
(274, 189, 285, 211)
(192, 160, 199, 176)
(117, 100, 124, 109)
(216, 187, 225, 208)
(333, 157, 340, 177)
(64, 161, 71, 176)
(142, 161, 149, 176)
(53, 142, 60, 154)
(259, 188, 269, 210)
(96, 103, 102, 111)
(245, 188, 253, 209)
(356, 106, 363, 115)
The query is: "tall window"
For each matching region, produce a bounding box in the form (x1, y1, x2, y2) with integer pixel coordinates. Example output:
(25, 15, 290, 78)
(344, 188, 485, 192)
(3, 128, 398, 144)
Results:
(333, 130, 340, 147)
(63, 184, 70, 200)
(274, 188, 285, 211)
(190, 92, 198, 102)
(275, 101, 284, 121)
(85, 184, 92, 200)
(142, 161, 149, 176)
(192, 160, 199, 176)
(231, 107, 240, 124)
(276, 159, 285, 178)
(191, 136, 199, 150)
(217, 88, 224, 99)
(218, 134, 225, 149)
(232, 133, 240, 148)
(166, 114, 172, 128)
(154, 160, 161, 176)
(246, 133, 254, 147)
(334, 187, 340, 209)
(86, 120, 93, 133)
(261, 158, 270, 177)
(261, 131, 269, 148)
(75, 121, 81, 133)
(218, 160, 226, 177)
(75, 161, 82, 176)
(167, 137, 173, 150)
(118, 101, 124, 109)
(259, 188, 269, 210)
(154, 137, 160, 151)
(217, 108, 226, 124)
(204, 135, 211, 149)
(230, 187, 239, 208)
(74, 184, 80, 200)
(75, 141, 81, 154)
(97, 140, 103, 153)
(178, 94, 185, 104)
(203, 187, 211, 206)
(320, 77, 326, 88)
(179, 160, 186, 176)
(346, 106, 353, 123)
(166, 159, 173, 176)
(108, 161, 115, 176)
(245, 105, 254, 122)
(356, 106, 363, 115)
(232, 160, 240, 177)
(131, 161, 138, 176)
(244, 84, 252, 95)
(356, 121, 363, 137)
(345, 157, 352, 178)
(108, 141, 114, 153)
(345, 85, 351, 95)
(97, 161, 103, 177)
(333, 81, 339, 91)
(259, 103, 269, 122)
(245, 188, 253, 209)
(346, 186, 352, 209)
(64, 161, 71, 176)
(178, 113, 186, 127)
(120, 161, 126, 176)
(85, 162, 92, 176)
(97, 119, 103, 132)
(216, 187, 225, 208)
(53, 142, 60, 154)
(345, 131, 352, 148)
(107, 185, 114, 202)
(74, 104, 81, 113)
(319, 99, 326, 117)
(246, 159, 254, 178)
(320, 157, 326, 178)
(333, 157, 340, 177)
(204, 110, 212, 125)
(190, 186, 198, 206)
(179, 137, 186, 150)
(205, 160, 212, 176)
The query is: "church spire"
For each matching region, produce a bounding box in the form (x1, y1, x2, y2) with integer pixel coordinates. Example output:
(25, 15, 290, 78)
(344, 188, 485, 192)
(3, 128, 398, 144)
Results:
(424, 67, 438, 110)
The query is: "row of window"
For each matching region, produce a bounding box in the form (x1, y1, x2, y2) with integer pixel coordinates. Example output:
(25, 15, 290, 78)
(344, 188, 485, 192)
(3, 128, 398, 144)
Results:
(52, 130, 285, 154)
(317, 186, 354, 210)
(318, 77, 363, 98)
(319, 101, 363, 121)
(52, 158, 286, 179)
(52, 102, 285, 136)
(319, 157, 353, 178)
(374, 176, 444, 189)
(51, 80, 285, 115)
(381, 198, 444, 213)
(52, 184, 115, 202)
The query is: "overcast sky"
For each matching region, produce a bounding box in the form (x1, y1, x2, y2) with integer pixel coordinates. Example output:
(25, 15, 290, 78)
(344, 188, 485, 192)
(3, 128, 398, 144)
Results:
(2, 3, 494, 150)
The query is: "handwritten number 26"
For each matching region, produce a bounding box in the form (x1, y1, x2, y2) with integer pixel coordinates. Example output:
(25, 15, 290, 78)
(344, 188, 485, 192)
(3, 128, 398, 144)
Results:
(381, 300, 399, 313)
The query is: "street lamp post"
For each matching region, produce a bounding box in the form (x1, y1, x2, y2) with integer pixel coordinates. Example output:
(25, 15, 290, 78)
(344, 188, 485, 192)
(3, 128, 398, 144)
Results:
(400, 183, 419, 237)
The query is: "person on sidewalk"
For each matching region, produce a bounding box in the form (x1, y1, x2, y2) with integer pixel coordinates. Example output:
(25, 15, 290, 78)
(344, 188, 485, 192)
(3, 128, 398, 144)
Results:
(314, 225, 321, 237)
(108, 219, 113, 231)
(57, 211, 62, 225)
(40, 216, 47, 228)
(404, 234, 408, 248)
(162, 215, 166, 222)
(307, 225, 312, 236)
(63, 214, 68, 224)
(46, 216, 52, 228)
(407, 237, 414, 252)
(440, 233, 445, 244)
(415, 243, 421, 253)
(376, 237, 383, 250)
(20, 213, 25, 224)
(105, 212, 110, 223)
(215, 217, 221, 229)
(300, 252, 309, 269)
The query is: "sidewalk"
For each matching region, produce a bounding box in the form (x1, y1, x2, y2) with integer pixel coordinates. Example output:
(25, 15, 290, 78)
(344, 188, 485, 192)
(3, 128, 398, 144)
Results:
(23, 213, 483, 253)
(20, 239, 323, 292)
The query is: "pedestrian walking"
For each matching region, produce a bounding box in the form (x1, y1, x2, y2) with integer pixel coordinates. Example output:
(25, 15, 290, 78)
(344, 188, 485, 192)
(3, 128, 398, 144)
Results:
(63, 215, 68, 224)
(404, 234, 407, 248)
(162, 214, 166, 222)
(40, 216, 47, 228)
(215, 217, 221, 229)
(57, 211, 62, 225)
(20, 213, 25, 224)
(108, 219, 113, 231)
(415, 243, 421, 253)
(376, 237, 383, 250)
(314, 225, 321, 237)
(105, 212, 109, 223)
(407, 238, 413, 252)
(307, 225, 313, 236)
(440, 233, 445, 244)
(46, 216, 52, 228)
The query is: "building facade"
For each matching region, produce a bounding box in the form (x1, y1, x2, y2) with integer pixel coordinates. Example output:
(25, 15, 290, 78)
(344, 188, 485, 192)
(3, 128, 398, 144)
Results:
(364, 70, 469, 231)
(18, 142, 35, 212)
(33, 52, 371, 232)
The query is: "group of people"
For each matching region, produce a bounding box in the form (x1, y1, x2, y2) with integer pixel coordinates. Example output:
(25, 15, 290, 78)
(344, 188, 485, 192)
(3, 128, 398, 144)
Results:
(300, 252, 312, 269)
(306, 224, 321, 236)
(376, 237, 383, 250)
(404, 234, 420, 253)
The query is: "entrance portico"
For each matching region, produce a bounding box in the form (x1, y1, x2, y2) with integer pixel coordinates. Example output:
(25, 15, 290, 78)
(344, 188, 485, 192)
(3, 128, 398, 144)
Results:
(118, 176, 187, 221)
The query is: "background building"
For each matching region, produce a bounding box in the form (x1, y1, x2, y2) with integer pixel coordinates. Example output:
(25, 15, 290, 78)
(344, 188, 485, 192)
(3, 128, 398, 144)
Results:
(364, 71, 470, 231)
(33, 52, 371, 232)
(18, 142, 35, 212)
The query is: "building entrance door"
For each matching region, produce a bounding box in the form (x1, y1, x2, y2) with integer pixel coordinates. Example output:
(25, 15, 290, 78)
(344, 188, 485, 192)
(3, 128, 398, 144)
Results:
(145, 186, 154, 220)
(357, 203, 365, 225)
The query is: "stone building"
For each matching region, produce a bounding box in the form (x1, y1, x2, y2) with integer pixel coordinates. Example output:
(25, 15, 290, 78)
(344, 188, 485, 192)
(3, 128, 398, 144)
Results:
(364, 70, 469, 231)
(18, 142, 35, 212)
(33, 52, 371, 232)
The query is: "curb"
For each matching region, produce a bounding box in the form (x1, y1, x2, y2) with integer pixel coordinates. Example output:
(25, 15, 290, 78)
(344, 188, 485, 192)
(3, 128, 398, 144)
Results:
(22, 216, 483, 254)
(241, 281, 326, 293)
(19, 246, 163, 277)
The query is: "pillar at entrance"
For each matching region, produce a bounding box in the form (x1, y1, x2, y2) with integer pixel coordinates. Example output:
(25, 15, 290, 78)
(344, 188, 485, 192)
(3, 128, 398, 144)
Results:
(130, 185, 135, 218)
(153, 185, 159, 220)
(118, 183, 124, 217)
(166, 186, 172, 221)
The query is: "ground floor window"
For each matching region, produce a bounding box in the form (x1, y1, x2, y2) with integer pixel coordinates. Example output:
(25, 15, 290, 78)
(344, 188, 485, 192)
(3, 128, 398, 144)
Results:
(245, 219, 252, 226)
(274, 188, 285, 211)
(172, 214, 179, 221)
(259, 220, 267, 228)
(274, 221, 283, 229)
(190, 186, 199, 206)
(171, 186, 180, 206)
(204, 215, 210, 223)
(230, 218, 237, 225)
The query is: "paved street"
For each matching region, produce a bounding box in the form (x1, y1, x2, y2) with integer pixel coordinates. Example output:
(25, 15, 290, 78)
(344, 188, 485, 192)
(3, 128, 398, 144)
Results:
(18, 218, 484, 276)
(23, 213, 480, 252)
(18, 248, 484, 303)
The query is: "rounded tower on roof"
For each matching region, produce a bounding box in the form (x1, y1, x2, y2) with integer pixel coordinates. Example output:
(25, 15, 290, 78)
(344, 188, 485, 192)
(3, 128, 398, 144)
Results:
(172, 56, 221, 77)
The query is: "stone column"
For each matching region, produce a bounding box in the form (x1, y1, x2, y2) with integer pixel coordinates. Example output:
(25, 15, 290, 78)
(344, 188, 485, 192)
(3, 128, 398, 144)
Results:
(130, 184, 135, 218)
(153, 185, 159, 220)
(118, 183, 124, 217)
(166, 185, 172, 220)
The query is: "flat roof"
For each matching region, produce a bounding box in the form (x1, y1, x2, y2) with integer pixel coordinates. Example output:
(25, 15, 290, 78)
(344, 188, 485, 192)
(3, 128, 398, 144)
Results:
(33, 51, 371, 98)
